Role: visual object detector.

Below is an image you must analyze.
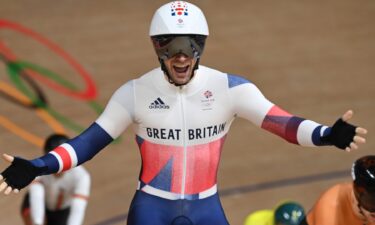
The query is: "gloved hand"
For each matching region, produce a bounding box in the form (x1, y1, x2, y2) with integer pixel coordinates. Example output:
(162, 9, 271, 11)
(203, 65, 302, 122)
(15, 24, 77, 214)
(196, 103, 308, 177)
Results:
(322, 110, 367, 151)
(0, 154, 47, 194)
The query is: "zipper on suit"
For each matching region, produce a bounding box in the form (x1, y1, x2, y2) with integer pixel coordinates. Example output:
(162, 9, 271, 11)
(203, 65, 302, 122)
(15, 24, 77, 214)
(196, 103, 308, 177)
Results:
(178, 88, 187, 199)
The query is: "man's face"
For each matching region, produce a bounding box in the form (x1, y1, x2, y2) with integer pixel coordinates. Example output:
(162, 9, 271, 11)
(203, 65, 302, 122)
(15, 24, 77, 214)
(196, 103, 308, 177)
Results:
(163, 53, 197, 86)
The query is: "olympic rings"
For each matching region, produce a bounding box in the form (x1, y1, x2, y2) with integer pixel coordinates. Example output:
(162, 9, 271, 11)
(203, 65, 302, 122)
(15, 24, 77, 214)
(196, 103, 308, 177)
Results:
(0, 19, 97, 100)
(4, 59, 104, 132)
(0, 19, 115, 146)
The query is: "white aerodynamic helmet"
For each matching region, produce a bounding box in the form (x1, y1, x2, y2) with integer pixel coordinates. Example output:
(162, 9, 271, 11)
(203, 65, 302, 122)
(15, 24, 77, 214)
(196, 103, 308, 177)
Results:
(149, 1, 209, 36)
(150, 1, 209, 86)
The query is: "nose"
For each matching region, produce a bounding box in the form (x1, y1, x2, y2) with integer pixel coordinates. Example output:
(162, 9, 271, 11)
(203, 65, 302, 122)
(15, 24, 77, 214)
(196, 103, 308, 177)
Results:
(173, 53, 189, 61)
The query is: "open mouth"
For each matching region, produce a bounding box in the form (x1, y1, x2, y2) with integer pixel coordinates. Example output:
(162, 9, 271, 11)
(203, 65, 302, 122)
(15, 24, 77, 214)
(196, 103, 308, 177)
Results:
(173, 65, 189, 74)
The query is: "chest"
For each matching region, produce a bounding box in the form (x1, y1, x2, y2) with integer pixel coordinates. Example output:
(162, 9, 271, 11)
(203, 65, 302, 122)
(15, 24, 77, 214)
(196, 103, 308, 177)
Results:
(135, 88, 233, 128)
(133, 87, 235, 145)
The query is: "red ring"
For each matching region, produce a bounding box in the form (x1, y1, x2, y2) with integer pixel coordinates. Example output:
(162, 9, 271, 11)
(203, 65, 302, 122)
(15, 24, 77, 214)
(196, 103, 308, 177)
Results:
(0, 19, 97, 100)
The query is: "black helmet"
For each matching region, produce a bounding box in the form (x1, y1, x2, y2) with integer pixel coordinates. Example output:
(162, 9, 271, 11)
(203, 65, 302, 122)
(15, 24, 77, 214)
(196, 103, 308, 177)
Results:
(44, 134, 69, 153)
(274, 202, 305, 225)
(352, 155, 375, 212)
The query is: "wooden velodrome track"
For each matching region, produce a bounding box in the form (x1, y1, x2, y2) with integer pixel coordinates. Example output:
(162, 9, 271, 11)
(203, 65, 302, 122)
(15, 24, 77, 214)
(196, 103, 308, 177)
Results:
(0, 0, 374, 224)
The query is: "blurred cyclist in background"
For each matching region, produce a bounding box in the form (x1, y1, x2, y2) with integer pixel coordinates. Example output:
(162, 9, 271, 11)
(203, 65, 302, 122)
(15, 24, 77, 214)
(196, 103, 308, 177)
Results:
(21, 134, 90, 225)
(306, 155, 375, 225)
(244, 201, 305, 225)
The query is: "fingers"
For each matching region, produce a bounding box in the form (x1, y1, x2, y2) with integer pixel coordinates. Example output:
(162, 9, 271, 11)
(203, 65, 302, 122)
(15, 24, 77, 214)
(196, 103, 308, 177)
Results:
(4, 186, 12, 195)
(350, 142, 358, 150)
(0, 182, 8, 193)
(2, 154, 14, 163)
(0, 182, 18, 195)
(342, 110, 353, 122)
(345, 143, 358, 152)
(354, 135, 366, 144)
(345, 137, 365, 152)
(0, 176, 4, 191)
(0, 154, 14, 194)
(341, 110, 367, 153)
(356, 127, 368, 135)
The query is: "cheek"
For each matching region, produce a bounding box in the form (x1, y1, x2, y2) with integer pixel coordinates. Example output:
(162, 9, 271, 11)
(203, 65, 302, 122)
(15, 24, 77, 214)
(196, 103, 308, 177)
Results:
(164, 60, 172, 68)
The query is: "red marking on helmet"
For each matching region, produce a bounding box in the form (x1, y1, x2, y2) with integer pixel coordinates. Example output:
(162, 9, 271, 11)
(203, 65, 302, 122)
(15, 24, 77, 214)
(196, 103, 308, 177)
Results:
(171, 1, 188, 16)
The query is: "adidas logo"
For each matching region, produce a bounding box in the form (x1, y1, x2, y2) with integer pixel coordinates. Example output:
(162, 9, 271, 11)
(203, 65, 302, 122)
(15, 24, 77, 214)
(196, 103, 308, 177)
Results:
(149, 97, 170, 109)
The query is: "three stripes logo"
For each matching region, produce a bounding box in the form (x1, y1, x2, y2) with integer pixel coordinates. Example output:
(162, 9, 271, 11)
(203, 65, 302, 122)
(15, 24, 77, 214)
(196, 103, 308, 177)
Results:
(149, 97, 170, 109)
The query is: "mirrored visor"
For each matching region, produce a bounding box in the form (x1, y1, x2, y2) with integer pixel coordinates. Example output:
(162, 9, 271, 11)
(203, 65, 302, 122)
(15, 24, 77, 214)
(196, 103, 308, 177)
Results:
(151, 35, 206, 59)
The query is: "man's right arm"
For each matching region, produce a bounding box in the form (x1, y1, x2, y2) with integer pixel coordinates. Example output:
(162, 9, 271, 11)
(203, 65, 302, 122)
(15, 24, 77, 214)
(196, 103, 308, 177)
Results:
(32, 81, 136, 175)
(0, 81, 135, 194)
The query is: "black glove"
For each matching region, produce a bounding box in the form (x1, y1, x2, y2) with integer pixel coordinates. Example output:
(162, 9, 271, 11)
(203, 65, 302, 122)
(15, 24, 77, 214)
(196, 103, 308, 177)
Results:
(1, 157, 47, 190)
(321, 118, 357, 149)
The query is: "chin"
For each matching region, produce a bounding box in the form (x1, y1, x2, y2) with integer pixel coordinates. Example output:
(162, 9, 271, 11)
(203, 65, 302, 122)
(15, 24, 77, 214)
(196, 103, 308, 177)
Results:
(175, 80, 189, 86)
(172, 75, 191, 84)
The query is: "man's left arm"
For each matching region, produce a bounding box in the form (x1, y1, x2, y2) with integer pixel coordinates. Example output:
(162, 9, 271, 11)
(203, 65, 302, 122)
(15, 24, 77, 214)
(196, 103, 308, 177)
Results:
(228, 75, 367, 151)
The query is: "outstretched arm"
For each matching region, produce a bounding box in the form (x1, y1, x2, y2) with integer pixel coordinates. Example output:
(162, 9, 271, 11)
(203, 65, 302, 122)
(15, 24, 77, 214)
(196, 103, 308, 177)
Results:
(0, 81, 135, 195)
(0, 122, 113, 195)
(228, 74, 367, 150)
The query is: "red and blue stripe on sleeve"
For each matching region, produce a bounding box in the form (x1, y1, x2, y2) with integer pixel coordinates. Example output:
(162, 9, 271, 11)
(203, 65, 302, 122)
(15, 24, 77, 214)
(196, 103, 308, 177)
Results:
(31, 123, 113, 174)
(261, 105, 331, 146)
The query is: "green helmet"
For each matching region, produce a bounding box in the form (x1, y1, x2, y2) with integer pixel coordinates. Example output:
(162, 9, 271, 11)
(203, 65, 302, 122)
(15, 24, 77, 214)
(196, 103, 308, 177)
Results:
(274, 202, 305, 225)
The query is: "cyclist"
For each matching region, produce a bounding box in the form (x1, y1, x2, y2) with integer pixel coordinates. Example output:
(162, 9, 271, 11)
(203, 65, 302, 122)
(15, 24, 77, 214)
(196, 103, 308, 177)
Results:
(0, 1, 367, 225)
(243, 201, 305, 225)
(306, 155, 375, 225)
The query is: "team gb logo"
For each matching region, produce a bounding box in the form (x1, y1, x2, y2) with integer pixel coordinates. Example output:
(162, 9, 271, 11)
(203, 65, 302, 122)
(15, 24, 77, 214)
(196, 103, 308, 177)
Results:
(171, 1, 189, 16)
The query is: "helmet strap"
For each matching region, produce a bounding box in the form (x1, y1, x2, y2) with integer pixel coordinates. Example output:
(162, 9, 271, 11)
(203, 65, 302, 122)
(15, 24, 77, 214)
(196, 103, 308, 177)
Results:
(159, 57, 200, 87)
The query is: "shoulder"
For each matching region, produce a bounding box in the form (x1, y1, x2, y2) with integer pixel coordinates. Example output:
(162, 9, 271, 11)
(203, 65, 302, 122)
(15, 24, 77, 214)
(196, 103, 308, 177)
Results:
(308, 182, 350, 224)
(316, 183, 345, 207)
(227, 74, 252, 88)
(113, 68, 162, 93)
(135, 67, 164, 85)
(199, 65, 253, 88)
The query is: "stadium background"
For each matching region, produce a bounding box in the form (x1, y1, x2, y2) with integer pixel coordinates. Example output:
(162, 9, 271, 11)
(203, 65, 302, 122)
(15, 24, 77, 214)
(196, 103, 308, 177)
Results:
(0, 0, 374, 224)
